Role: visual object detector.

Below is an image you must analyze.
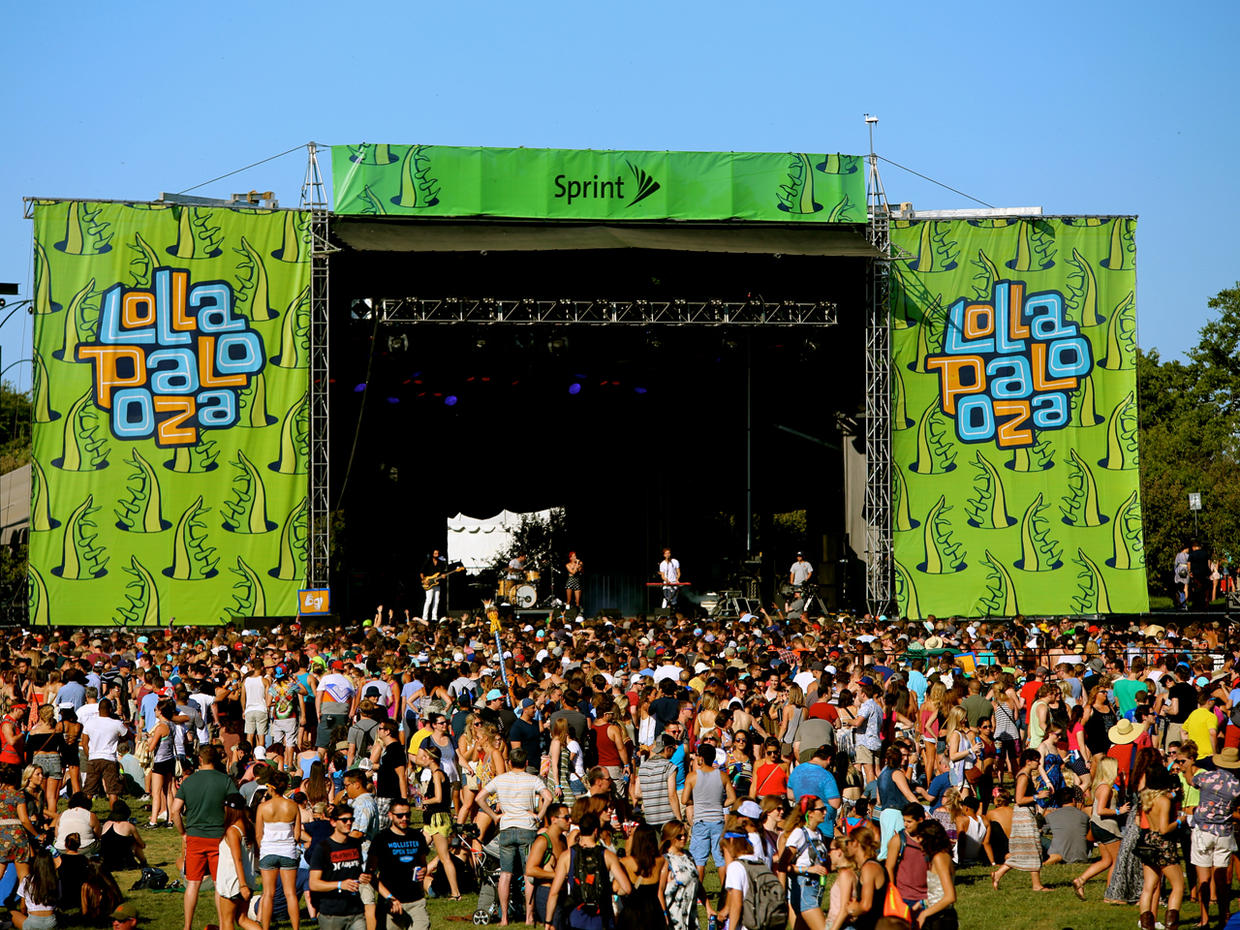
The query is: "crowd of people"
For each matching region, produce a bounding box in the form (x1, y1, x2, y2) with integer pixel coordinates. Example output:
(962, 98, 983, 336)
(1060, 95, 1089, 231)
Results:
(0, 604, 1237, 930)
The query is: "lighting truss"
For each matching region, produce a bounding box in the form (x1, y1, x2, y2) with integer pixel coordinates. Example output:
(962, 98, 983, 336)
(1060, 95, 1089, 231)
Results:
(364, 297, 838, 327)
(864, 147, 894, 618)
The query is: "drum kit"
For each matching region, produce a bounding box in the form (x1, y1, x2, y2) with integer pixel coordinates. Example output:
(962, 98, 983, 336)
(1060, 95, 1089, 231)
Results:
(497, 569, 541, 608)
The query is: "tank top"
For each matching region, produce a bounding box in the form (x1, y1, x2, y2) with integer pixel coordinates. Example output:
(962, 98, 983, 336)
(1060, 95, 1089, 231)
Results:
(593, 722, 622, 767)
(259, 817, 298, 860)
(691, 767, 726, 823)
(894, 833, 928, 903)
(1028, 700, 1048, 746)
(243, 676, 268, 715)
(783, 707, 804, 744)
(422, 770, 450, 816)
(877, 767, 906, 810)
(56, 807, 95, 849)
(153, 725, 174, 763)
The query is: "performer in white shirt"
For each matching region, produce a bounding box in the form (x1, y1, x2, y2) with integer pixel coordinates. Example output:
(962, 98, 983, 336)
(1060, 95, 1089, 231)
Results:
(789, 551, 814, 589)
(658, 548, 682, 611)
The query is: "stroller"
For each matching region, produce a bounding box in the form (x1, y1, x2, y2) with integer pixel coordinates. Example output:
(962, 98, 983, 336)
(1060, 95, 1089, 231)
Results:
(451, 822, 525, 925)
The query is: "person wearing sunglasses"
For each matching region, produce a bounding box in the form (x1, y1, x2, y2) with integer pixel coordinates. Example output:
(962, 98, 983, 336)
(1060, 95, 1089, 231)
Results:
(306, 804, 367, 930)
(365, 799, 430, 930)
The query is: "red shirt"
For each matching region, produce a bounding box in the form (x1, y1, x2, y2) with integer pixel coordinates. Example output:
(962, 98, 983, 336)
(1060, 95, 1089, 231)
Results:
(1020, 681, 1043, 724)
(806, 701, 839, 724)
(752, 762, 788, 797)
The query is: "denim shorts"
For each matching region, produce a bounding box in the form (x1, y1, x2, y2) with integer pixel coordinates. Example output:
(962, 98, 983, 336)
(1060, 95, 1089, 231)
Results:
(689, 819, 724, 867)
(498, 826, 536, 874)
(259, 854, 299, 870)
(790, 874, 824, 911)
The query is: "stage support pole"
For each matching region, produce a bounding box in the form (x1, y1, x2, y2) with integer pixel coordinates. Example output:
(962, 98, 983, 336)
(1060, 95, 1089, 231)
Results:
(746, 334, 753, 555)
(303, 143, 336, 592)
(864, 116, 894, 617)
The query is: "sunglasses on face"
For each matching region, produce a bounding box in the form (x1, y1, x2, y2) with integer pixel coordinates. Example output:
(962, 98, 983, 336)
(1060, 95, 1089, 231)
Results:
(336, 816, 354, 823)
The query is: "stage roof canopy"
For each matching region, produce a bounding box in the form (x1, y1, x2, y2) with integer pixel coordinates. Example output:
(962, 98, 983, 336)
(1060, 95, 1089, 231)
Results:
(331, 144, 868, 226)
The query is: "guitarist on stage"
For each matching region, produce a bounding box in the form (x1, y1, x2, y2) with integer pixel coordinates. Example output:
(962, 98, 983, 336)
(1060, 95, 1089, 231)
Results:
(420, 549, 447, 621)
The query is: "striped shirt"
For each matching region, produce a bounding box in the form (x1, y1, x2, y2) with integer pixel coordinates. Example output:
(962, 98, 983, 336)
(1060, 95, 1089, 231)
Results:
(638, 756, 677, 826)
(478, 771, 547, 831)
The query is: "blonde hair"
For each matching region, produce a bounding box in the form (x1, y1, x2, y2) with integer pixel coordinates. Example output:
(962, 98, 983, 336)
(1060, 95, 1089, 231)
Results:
(943, 706, 967, 737)
(786, 684, 805, 708)
(1094, 756, 1118, 788)
(927, 682, 947, 706)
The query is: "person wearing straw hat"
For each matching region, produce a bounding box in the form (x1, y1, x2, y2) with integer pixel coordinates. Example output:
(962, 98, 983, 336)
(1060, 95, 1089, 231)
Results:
(1106, 718, 1149, 785)
(1188, 746, 1240, 926)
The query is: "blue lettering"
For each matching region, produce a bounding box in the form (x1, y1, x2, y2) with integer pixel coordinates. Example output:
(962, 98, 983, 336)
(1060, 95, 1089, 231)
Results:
(112, 388, 155, 439)
(985, 355, 1032, 399)
(1031, 392, 1069, 428)
(957, 395, 995, 441)
(146, 348, 198, 394)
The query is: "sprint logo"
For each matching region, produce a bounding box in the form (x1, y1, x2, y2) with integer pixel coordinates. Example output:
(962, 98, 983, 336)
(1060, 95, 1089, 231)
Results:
(553, 161, 662, 207)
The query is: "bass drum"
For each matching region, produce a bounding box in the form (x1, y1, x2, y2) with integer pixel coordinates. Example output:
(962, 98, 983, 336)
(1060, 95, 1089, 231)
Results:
(511, 584, 538, 608)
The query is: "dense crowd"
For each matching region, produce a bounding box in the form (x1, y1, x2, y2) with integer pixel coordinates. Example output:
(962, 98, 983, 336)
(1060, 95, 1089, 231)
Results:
(0, 607, 1236, 930)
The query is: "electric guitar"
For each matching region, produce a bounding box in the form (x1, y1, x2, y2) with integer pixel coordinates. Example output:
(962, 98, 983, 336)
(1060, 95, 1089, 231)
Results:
(421, 565, 465, 590)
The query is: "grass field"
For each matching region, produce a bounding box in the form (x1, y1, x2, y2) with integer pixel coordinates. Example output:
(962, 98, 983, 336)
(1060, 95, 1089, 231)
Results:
(45, 802, 1214, 930)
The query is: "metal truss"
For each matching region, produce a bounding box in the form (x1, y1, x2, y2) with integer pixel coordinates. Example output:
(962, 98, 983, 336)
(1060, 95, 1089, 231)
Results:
(366, 297, 838, 327)
(303, 144, 336, 591)
(864, 141, 894, 618)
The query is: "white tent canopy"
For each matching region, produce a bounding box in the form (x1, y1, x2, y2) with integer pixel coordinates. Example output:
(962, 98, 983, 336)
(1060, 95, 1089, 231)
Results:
(447, 508, 561, 574)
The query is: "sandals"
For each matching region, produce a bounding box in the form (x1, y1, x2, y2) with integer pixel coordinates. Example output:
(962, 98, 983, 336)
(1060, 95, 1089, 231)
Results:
(1072, 879, 1086, 901)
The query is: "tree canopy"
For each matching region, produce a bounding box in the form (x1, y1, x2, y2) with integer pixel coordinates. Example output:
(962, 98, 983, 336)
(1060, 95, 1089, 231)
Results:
(1138, 284, 1240, 598)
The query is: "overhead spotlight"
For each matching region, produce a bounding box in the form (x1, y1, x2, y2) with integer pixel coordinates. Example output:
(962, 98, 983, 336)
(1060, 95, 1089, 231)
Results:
(475, 337, 488, 350)
(386, 396, 400, 404)
(633, 387, 648, 395)
(444, 395, 458, 406)
(567, 383, 582, 395)
(804, 339, 821, 354)
(353, 383, 367, 393)
(547, 335, 570, 355)
(720, 336, 740, 353)
(350, 298, 374, 320)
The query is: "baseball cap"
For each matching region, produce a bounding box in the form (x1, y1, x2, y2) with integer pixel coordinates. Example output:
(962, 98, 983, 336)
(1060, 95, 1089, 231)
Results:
(111, 903, 138, 921)
(486, 689, 503, 701)
(330, 660, 344, 671)
(520, 698, 536, 710)
(736, 799, 763, 819)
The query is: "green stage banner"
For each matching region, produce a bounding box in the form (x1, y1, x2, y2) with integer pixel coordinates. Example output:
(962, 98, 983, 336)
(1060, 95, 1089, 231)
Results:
(890, 217, 1148, 618)
(331, 145, 866, 223)
(29, 201, 311, 625)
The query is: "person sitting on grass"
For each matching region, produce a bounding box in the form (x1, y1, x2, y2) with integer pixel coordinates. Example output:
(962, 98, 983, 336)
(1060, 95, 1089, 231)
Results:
(12, 846, 58, 930)
(99, 801, 148, 872)
(1042, 786, 1090, 866)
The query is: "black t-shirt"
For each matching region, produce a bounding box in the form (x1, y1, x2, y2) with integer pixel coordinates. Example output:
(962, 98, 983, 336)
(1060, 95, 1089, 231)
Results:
(649, 697, 680, 735)
(509, 717, 541, 767)
(421, 558, 445, 587)
(306, 835, 365, 915)
(1169, 682, 1198, 724)
(375, 743, 407, 799)
(367, 827, 427, 903)
(1189, 548, 1211, 582)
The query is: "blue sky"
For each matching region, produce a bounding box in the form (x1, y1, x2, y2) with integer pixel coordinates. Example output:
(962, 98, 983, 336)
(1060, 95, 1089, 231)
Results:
(2, 0, 1235, 390)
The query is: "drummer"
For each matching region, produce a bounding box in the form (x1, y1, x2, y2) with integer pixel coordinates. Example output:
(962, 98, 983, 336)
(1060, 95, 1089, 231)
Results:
(506, 554, 527, 582)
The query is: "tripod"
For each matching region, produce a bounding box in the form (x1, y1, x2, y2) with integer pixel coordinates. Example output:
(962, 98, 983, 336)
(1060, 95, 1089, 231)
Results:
(786, 583, 829, 620)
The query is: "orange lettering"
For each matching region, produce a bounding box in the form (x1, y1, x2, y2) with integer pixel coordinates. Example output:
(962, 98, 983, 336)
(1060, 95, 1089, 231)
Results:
(963, 303, 994, 339)
(994, 400, 1033, 447)
(1031, 341, 1079, 391)
(926, 355, 985, 414)
(121, 291, 155, 329)
(75, 345, 146, 407)
(171, 271, 194, 332)
(153, 396, 197, 445)
(197, 336, 246, 387)
(1007, 282, 1030, 342)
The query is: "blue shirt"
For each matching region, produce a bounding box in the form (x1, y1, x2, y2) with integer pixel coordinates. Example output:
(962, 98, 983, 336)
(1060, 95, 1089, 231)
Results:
(140, 691, 161, 731)
(906, 671, 928, 703)
(55, 681, 85, 715)
(788, 762, 841, 833)
(925, 772, 953, 810)
(670, 746, 688, 790)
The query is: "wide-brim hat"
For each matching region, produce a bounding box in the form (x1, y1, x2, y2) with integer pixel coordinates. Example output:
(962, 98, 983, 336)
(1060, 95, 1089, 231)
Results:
(1108, 719, 1147, 745)
(1214, 747, 1240, 770)
(924, 636, 944, 650)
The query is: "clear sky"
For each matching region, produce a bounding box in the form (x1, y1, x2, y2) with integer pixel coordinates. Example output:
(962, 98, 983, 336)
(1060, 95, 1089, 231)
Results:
(3, 0, 1236, 390)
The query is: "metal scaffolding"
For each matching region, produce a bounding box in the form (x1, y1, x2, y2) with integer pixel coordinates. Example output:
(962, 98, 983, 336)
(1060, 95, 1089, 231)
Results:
(364, 297, 838, 328)
(302, 144, 335, 591)
(864, 122, 894, 617)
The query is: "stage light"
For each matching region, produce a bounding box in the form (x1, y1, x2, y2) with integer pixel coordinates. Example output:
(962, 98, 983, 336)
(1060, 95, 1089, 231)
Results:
(353, 383, 366, 392)
(386, 397, 400, 404)
(548, 336, 570, 355)
(568, 383, 582, 395)
(444, 395, 458, 406)
(634, 387, 648, 394)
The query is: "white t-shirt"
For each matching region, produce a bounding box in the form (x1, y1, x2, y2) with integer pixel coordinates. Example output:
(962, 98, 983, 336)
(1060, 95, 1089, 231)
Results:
(316, 673, 355, 709)
(722, 856, 764, 930)
(76, 702, 100, 727)
(659, 558, 680, 584)
(243, 675, 268, 714)
(793, 671, 816, 692)
(653, 664, 684, 685)
(82, 716, 128, 762)
(790, 561, 813, 584)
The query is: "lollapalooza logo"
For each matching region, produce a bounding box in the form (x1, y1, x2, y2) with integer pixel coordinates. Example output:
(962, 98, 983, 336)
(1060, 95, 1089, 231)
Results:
(926, 280, 1091, 449)
(76, 267, 264, 447)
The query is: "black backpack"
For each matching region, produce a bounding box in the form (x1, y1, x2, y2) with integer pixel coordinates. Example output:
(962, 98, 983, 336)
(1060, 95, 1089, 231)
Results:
(566, 844, 608, 914)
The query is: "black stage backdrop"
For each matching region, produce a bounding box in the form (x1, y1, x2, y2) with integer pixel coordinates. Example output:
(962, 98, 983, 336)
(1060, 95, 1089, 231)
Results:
(330, 247, 867, 618)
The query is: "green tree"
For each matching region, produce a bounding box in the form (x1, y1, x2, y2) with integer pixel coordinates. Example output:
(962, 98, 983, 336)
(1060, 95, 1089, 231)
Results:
(1138, 284, 1240, 599)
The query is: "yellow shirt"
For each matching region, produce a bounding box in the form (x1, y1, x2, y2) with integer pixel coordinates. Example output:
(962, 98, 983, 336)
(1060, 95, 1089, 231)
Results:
(1184, 707, 1219, 758)
(408, 727, 432, 754)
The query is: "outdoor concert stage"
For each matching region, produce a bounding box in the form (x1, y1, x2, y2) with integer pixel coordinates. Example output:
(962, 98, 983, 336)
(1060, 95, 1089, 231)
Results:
(329, 222, 878, 618)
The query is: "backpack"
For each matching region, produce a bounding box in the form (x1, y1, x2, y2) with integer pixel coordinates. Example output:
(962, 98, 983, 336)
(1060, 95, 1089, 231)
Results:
(739, 859, 785, 930)
(565, 845, 610, 929)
